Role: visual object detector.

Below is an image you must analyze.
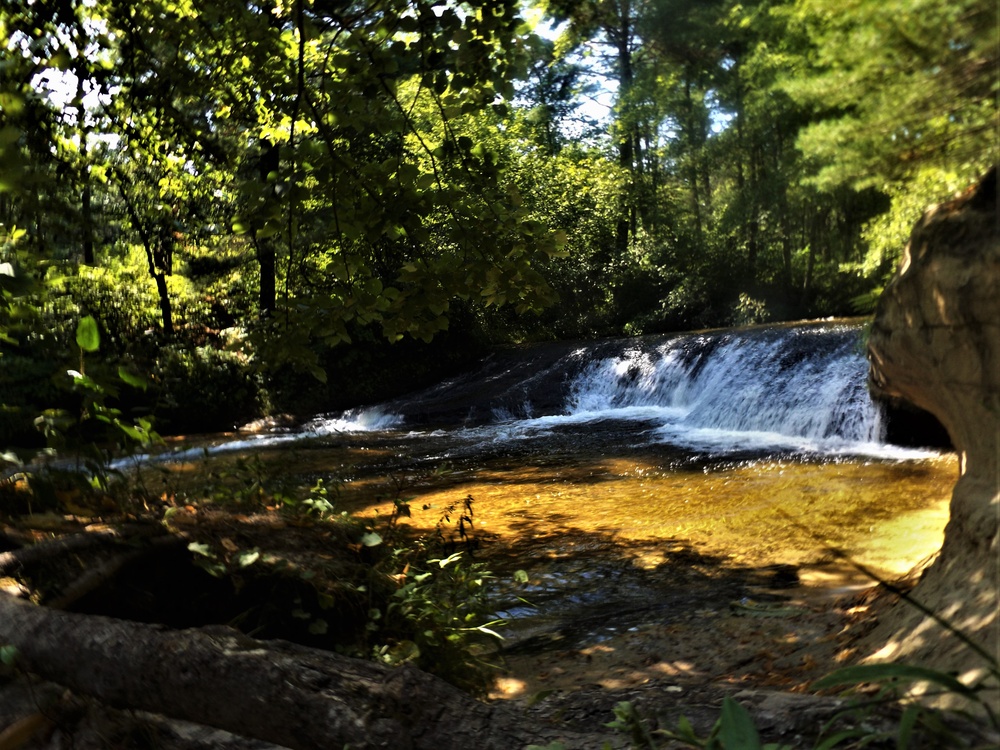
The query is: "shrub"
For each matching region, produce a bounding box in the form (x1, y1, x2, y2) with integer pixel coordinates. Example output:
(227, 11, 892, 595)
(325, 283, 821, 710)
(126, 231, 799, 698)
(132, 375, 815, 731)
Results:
(153, 345, 263, 433)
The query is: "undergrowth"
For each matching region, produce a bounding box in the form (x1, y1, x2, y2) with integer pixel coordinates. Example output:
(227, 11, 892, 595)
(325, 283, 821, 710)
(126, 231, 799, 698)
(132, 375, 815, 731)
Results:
(525, 577, 999, 750)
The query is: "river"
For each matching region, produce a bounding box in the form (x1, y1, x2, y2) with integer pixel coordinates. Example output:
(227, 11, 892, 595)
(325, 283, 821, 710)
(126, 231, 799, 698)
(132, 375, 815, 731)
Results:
(138, 321, 955, 662)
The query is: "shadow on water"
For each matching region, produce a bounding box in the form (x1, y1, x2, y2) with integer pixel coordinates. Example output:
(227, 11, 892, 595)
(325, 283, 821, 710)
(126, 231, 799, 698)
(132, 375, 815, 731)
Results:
(144, 418, 953, 646)
(148, 419, 953, 577)
(484, 523, 801, 657)
(113, 408, 956, 731)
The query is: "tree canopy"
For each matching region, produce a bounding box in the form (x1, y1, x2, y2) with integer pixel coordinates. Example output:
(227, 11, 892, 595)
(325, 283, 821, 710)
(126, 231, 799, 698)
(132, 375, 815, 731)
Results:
(0, 3, 996, 744)
(0, 0, 995, 440)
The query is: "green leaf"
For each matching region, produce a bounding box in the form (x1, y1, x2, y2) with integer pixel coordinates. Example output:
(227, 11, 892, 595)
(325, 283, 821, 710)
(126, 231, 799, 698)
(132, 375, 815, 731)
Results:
(384, 639, 420, 664)
(0, 644, 18, 666)
(719, 697, 761, 749)
(0, 126, 20, 146)
(256, 221, 281, 239)
(814, 729, 867, 750)
(67, 370, 105, 394)
(237, 550, 260, 568)
(675, 714, 701, 741)
(897, 704, 921, 750)
(114, 420, 145, 443)
(526, 689, 556, 707)
(360, 531, 382, 547)
(118, 366, 148, 390)
(187, 542, 215, 558)
(76, 315, 100, 353)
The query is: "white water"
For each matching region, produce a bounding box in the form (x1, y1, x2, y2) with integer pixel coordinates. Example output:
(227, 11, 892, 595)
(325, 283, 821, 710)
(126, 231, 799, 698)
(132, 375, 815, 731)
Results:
(109, 407, 402, 470)
(569, 334, 881, 441)
(454, 324, 937, 459)
(117, 323, 939, 466)
(307, 407, 402, 434)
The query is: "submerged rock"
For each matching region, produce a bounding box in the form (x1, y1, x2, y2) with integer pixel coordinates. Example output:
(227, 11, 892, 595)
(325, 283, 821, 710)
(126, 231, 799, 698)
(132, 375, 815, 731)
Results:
(866, 166, 999, 712)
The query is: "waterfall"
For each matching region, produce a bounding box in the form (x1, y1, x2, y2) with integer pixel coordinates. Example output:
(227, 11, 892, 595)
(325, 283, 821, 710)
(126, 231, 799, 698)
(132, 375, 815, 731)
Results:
(307, 321, 938, 459)
(565, 324, 885, 447)
(112, 322, 938, 471)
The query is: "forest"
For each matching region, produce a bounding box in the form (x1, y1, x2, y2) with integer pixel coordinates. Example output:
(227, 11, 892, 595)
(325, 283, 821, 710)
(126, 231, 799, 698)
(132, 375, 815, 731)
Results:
(1, 0, 994, 444)
(0, 2, 997, 747)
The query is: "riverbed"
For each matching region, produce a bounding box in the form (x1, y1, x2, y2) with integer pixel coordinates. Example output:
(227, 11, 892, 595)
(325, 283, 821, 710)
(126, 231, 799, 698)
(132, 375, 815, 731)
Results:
(131, 321, 957, 739)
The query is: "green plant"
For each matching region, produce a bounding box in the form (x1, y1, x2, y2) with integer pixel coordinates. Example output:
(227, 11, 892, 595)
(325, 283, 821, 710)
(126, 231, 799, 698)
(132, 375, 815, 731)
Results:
(33, 316, 159, 454)
(0, 644, 18, 666)
(190, 452, 296, 511)
(18, 316, 162, 513)
(153, 344, 262, 433)
(185, 538, 262, 579)
(813, 663, 998, 749)
(278, 477, 338, 520)
(434, 493, 478, 554)
(596, 659, 998, 749)
(603, 697, 794, 750)
(70, 254, 162, 353)
(374, 550, 504, 695)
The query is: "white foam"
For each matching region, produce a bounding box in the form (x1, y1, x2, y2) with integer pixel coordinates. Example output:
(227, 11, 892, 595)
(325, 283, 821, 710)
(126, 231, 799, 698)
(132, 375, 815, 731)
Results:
(307, 407, 402, 434)
(443, 326, 940, 458)
(109, 406, 403, 470)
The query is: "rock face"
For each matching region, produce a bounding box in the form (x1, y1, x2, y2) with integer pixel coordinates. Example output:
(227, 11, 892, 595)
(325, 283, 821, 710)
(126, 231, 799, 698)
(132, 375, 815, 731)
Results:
(867, 166, 999, 710)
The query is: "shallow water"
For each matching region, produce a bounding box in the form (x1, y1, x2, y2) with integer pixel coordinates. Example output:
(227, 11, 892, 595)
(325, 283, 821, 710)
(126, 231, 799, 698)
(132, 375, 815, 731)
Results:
(156, 422, 952, 661)
(346, 439, 955, 581)
(138, 383, 957, 679)
(162, 418, 953, 587)
(136, 322, 958, 690)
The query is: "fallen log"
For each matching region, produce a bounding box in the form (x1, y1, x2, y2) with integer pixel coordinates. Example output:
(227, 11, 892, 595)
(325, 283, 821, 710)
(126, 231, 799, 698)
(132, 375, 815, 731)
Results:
(0, 594, 585, 750)
(0, 524, 168, 576)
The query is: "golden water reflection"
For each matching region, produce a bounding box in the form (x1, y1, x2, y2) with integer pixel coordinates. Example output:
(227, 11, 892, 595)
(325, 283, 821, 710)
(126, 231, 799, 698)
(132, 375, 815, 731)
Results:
(158, 431, 956, 589)
(352, 452, 956, 584)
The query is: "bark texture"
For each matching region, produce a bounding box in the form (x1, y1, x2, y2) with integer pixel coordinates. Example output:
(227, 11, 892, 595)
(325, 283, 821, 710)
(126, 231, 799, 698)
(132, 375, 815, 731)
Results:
(0, 594, 578, 750)
(866, 166, 999, 710)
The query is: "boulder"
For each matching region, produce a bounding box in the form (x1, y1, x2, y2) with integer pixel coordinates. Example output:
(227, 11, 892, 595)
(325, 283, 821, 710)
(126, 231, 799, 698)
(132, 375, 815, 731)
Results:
(866, 166, 999, 712)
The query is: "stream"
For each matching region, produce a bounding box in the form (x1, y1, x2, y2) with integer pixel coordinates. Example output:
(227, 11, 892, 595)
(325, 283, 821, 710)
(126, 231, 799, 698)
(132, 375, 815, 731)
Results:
(131, 320, 955, 709)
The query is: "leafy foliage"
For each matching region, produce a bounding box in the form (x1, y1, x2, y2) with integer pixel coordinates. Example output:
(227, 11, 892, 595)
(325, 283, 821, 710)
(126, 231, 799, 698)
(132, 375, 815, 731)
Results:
(3, 0, 995, 444)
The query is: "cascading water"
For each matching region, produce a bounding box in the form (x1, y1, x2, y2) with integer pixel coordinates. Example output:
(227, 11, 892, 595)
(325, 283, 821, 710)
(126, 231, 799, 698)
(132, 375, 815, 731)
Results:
(145, 320, 934, 466)
(362, 320, 936, 459)
(560, 324, 887, 454)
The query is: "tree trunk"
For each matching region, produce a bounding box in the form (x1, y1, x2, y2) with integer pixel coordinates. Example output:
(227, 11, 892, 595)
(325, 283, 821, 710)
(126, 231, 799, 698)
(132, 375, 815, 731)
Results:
(81, 177, 94, 265)
(801, 241, 814, 308)
(256, 237, 277, 320)
(115, 178, 175, 337)
(683, 77, 703, 241)
(257, 142, 280, 318)
(153, 271, 174, 336)
(76, 69, 94, 266)
(613, 0, 634, 258)
(0, 594, 584, 750)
